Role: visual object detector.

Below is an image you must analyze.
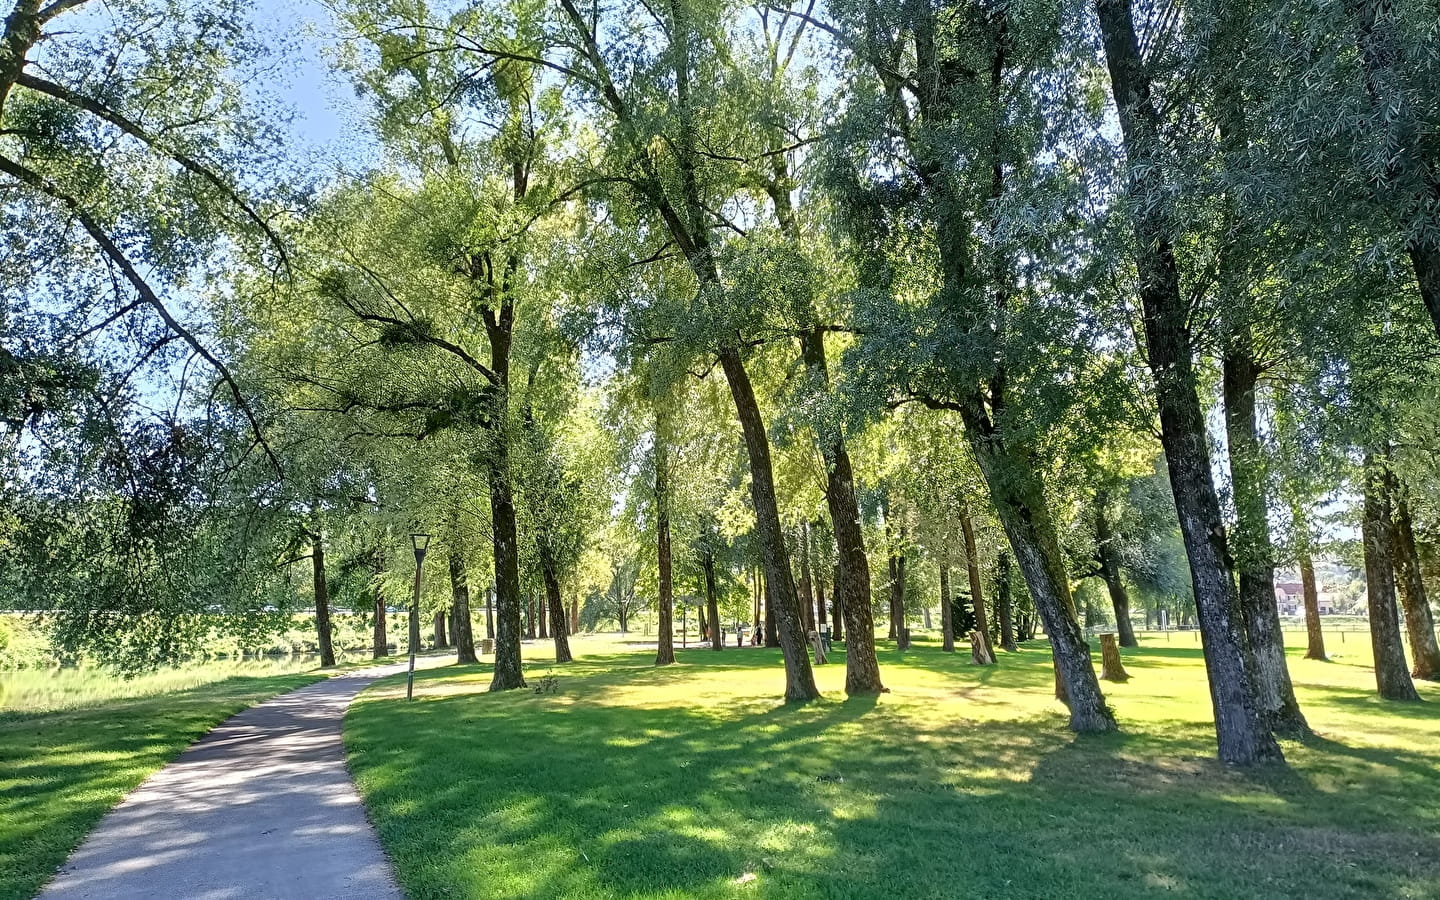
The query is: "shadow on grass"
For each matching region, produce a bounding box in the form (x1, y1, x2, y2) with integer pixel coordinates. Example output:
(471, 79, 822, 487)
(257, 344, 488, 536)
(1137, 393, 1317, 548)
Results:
(348, 648, 1440, 900)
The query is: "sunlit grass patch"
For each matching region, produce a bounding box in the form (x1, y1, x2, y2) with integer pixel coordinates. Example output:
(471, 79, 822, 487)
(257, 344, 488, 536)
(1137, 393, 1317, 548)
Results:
(345, 633, 1440, 899)
(0, 671, 323, 900)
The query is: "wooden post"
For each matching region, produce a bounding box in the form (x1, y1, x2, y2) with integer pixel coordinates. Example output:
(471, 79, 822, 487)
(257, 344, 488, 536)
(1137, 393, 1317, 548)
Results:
(1099, 632, 1129, 682)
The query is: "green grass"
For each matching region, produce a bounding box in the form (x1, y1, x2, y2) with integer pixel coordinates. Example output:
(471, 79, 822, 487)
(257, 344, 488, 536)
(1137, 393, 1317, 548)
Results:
(0, 669, 324, 900)
(345, 632, 1440, 900)
(0, 657, 321, 714)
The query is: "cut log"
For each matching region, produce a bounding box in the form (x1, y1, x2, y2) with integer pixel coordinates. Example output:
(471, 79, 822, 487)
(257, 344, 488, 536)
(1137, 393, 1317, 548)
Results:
(1099, 632, 1129, 682)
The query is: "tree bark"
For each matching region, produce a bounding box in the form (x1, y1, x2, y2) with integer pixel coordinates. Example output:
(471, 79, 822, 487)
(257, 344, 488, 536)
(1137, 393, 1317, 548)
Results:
(797, 523, 816, 633)
(538, 594, 548, 639)
(1362, 453, 1421, 700)
(541, 548, 573, 664)
(449, 552, 478, 664)
(1100, 633, 1129, 682)
(569, 597, 579, 635)
(486, 585, 495, 640)
(433, 609, 449, 649)
(1392, 494, 1440, 680)
(525, 592, 537, 640)
(762, 571, 780, 648)
(372, 569, 388, 660)
(940, 565, 955, 652)
(960, 505, 995, 661)
(702, 547, 723, 651)
(830, 564, 845, 642)
(1223, 342, 1308, 736)
(1096, 0, 1281, 763)
(996, 551, 1017, 651)
(488, 461, 526, 690)
(888, 527, 907, 647)
(311, 531, 336, 668)
(720, 349, 818, 700)
(815, 557, 827, 628)
(1094, 493, 1138, 647)
(1297, 551, 1327, 660)
(655, 409, 676, 666)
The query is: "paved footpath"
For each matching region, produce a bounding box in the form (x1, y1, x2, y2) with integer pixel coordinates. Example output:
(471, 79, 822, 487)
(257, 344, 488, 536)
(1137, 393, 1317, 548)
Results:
(41, 659, 443, 900)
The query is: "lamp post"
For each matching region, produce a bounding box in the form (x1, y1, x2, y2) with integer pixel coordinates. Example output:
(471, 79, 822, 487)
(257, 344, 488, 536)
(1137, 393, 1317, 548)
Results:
(407, 533, 431, 701)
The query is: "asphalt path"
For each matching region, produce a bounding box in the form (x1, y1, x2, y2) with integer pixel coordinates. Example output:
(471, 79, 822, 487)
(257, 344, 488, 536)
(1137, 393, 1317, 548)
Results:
(40, 657, 448, 900)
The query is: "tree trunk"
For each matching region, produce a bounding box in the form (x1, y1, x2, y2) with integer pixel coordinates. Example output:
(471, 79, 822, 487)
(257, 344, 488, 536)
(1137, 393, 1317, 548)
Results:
(1096, 0, 1280, 763)
(541, 548, 573, 664)
(311, 531, 336, 668)
(1094, 494, 1138, 647)
(525, 592, 537, 640)
(1362, 453, 1421, 700)
(704, 550, 723, 651)
(797, 246, 881, 694)
(488, 461, 527, 690)
(798, 523, 816, 633)
(538, 595, 548, 639)
(996, 551, 1017, 651)
(889, 535, 907, 646)
(1297, 551, 1327, 661)
(486, 585, 496, 640)
(569, 598, 579, 635)
(762, 571, 780, 648)
(960, 505, 996, 661)
(449, 552, 478, 664)
(964, 419, 1112, 730)
(372, 576, 387, 660)
(1223, 343, 1308, 736)
(654, 407, 676, 665)
(1100, 633, 1130, 682)
(1392, 493, 1440, 680)
(720, 349, 818, 700)
(433, 609, 448, 649)
(940, 565, 955, 653)
(816, 577, 827, 628)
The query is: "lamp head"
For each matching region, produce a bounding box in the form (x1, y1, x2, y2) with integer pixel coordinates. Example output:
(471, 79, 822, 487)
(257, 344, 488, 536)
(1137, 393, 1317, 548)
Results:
(410, 532, 432, 560)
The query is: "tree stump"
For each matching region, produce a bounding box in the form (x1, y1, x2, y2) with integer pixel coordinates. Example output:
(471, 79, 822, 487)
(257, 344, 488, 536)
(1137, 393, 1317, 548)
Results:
(809, 630, 828, 665)
(969, 630, 995, 665)
(1099, 632, 1129, 682)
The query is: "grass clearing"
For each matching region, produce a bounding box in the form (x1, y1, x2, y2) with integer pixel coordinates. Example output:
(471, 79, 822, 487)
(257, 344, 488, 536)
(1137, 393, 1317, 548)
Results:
(0, 669, 325, 900)
(346, 632, 1440, 900)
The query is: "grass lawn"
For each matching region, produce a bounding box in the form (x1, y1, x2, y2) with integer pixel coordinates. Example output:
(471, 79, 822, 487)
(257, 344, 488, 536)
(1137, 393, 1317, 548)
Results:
(0, 669, 324, 900)
(345, 632, 1440, 900)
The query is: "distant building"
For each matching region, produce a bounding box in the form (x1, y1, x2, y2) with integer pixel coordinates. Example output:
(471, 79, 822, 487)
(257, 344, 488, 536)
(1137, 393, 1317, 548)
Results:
(1274, 580, 1304, 617)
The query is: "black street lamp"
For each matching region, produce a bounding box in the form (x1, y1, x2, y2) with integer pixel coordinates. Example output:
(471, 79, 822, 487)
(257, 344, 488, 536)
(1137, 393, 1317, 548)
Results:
(407, 533, 431, 701)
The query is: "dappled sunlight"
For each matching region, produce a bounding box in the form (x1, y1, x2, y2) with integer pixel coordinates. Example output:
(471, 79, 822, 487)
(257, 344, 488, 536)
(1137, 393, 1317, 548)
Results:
(345, 639, 1440, 899)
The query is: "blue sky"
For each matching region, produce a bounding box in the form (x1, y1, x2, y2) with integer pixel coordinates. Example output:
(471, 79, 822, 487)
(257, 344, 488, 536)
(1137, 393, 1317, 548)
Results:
(247, 0, 371, 166)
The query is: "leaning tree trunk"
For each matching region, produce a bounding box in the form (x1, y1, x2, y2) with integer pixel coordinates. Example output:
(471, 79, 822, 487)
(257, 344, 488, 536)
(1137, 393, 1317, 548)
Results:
(964, 417, 1114, 731)
(720, 348, 819, 700)
(1362, 453, 1421, 700)
(703, 550, 723, 651)
(1393, 495, 1440, 680)
(940, 564, 955, 653)
(1094, 494, 1138, 647)
(449, 552, 478, 664)
(1223, 342, 1308, 736)
(540, 547, 573, 664)
(995, 551, 1018, 651)
(311, 531, 336, 668)
(796, 234, 882, 692)
(1097, 0, 1280, 764)
(960, 505, 996, 661)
